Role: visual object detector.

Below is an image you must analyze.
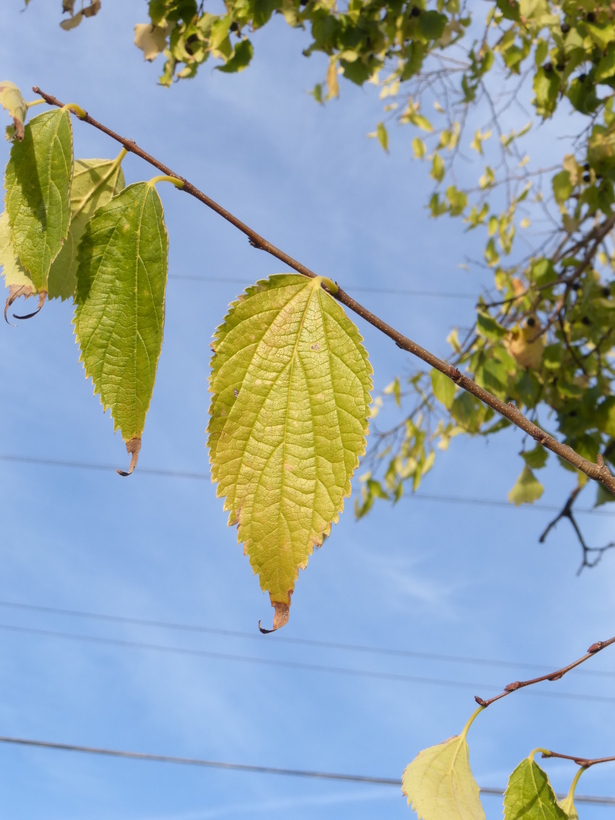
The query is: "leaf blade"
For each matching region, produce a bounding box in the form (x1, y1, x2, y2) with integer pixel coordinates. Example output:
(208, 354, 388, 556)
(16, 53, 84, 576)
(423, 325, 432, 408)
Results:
(4, 108, 73, 290)
(208, 274, 372, 624)
(402, 734, 485, 820)
(48, 157, 126, 300)
(74, 181, 168, 456)
(504, 758, 567, 820)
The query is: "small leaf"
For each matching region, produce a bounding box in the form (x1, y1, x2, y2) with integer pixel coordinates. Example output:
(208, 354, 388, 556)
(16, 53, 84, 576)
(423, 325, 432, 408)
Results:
(376, 122, 388, 153)
(217, 38, 254, 73)
(74, 181, 168, 471)
(5, 108, 73, 291)
(402, 734, 485, 820)
(503, 758, 567, 820)
(0, 80, 27, 141)
(208, 274, 372, 629)
(552, 170, 572, 205)
(412, 137, 426, 159)
(325, 60, 339, 99)
(508, 465, 544, 506)
(48, 157, 126, 301)
(431, 152, 445, 182)
(521, 444, 548, 470)
(430, 369, 455, 409)
(60, 11, 83, 29)
(134, 23, 168, 61)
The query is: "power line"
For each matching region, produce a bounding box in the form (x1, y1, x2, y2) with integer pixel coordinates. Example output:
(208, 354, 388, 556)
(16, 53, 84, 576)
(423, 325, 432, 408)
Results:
(1, 736, 613, 806)
(167, 274, 478, 300)
(1, 621, 614, 703)
(1, 599, 613, 680)
(1, 453, 614, 517)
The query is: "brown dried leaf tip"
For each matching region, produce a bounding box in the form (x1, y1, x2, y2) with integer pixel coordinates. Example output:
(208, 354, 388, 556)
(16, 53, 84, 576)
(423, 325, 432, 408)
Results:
(4, 285, 46, 324)
(117, 436, 141, 477)
(258, 602, 290, 634)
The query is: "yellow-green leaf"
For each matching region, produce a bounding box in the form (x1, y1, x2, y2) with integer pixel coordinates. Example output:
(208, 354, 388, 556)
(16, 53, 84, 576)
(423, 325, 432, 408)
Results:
(74, 181, 168, 474)
(504, 758, 567, 820)
(508, 465, 544, 505)
(0, 80, 27, 141)
(5, 108, 73, 291)
(402, 733, 485, 820)
(0, 210, 41, 321)
(208, 274, 372, 630)
(48, 157, 126, 301)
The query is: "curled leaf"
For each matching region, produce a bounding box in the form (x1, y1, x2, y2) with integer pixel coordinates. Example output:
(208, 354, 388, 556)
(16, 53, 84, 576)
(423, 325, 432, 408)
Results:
(0, 210, 41, 323)
(208, 274, 372, 628)
(117, 437, 142, 477)
(0, 80, 27, 141)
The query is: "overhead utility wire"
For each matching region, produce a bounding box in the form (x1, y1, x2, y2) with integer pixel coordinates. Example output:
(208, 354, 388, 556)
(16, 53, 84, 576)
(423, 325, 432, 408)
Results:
(1, 599, 613, 679)
(167, 274, 478, 300)
(1, 736, 613, 806)
(1, 622, 613, 704)
(1, 453, 614, 518)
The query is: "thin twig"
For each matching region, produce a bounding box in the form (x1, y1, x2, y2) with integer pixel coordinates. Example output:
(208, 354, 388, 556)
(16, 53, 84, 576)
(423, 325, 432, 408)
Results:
(539, 485, 615, 574)
(33, 86, 615, 494)
(474, 635, 615, 708)
(542, 750, 615, 769)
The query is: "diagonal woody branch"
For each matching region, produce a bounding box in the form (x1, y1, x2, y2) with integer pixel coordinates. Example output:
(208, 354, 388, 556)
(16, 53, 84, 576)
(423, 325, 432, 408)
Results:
(33, 86, 615, 495)
(474, 635, 615, 708)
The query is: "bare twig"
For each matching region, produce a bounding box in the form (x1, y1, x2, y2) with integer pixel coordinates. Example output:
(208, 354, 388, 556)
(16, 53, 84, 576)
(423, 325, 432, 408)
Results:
(474, 635, 615, 709)
(33, 86, 615, 494)
(542, 750, 615, 768)
(539, 485, 615, 574)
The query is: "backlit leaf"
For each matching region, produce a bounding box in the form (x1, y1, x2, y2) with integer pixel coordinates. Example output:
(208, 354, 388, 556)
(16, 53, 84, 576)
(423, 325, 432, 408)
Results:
(74, 181, 168, 474)
(48, 157, 126, 301)
(0, 80, 27, 141)
(5, 108, 73, 291)
(402, 734, 485, 820)
(431, 369, 455, 409)
(508, 465, 544, 506)
(0, 210, 42, 321)
(208, 274, 372, 629)
(503, 758, 567, 820)
(134, 23, 168, 61)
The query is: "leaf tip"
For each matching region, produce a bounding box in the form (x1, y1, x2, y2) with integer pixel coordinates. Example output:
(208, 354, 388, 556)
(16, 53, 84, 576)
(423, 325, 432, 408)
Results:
(258, 601, 290, 634)
(117, 436, 141, 476)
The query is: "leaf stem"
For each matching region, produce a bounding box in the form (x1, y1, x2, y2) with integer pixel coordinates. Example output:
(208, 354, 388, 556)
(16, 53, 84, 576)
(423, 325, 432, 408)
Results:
(25, 99, 45, 109)
(149, 174, 185, 190)
(32, 86, 615, 494)
(460, 704, 484, 740)
(528, 747, 550, 763)
(62, 103, 86, 119)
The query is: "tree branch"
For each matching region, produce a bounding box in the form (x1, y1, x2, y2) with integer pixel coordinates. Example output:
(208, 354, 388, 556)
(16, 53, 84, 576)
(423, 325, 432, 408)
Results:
(33, 86, 615, 495)
(539, 486, 615, 574)
(474, 635, 615, 709)
(542, 751, 615, 769)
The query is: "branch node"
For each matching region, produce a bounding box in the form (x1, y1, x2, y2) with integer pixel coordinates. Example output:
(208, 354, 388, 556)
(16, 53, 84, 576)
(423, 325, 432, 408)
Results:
(504, 681, 521, 692)
(474, 696, 487, 707)
(588, 641, 603, 653)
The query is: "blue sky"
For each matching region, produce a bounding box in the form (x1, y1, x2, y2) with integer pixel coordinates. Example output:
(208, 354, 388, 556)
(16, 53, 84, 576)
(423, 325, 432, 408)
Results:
(0, 2, 615, 818)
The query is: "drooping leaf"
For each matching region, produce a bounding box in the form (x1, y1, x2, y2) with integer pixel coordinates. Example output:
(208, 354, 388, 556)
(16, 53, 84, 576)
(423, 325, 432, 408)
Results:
(402, 734, 485, 820)
(48, 157, 126, 301)
(74, 181, 168, 474)
(208, 274, 372, 629)
(0, 210, 44, 322)
(0, 80, 27, 141)
(4, 108, 73, 291)
(521, 443, 548, 470)
(508, 465, 544, 506)
(503, 758, 567, 820)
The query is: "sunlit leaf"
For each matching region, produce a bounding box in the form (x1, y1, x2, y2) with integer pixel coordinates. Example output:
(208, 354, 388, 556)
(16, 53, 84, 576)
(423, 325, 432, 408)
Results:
(402, 733, 485, 820)
(508, 465, 544, 506)
(503, 758, 567, 820)
(74, 181, 168, 474)
(134, 23, 168, 61)
(431, 369, 455, 409)
(208, 274, 372, 629)
(0, 80, 27, 141)
(48, 157, 126, 301)
(4, 108, 73, 291)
